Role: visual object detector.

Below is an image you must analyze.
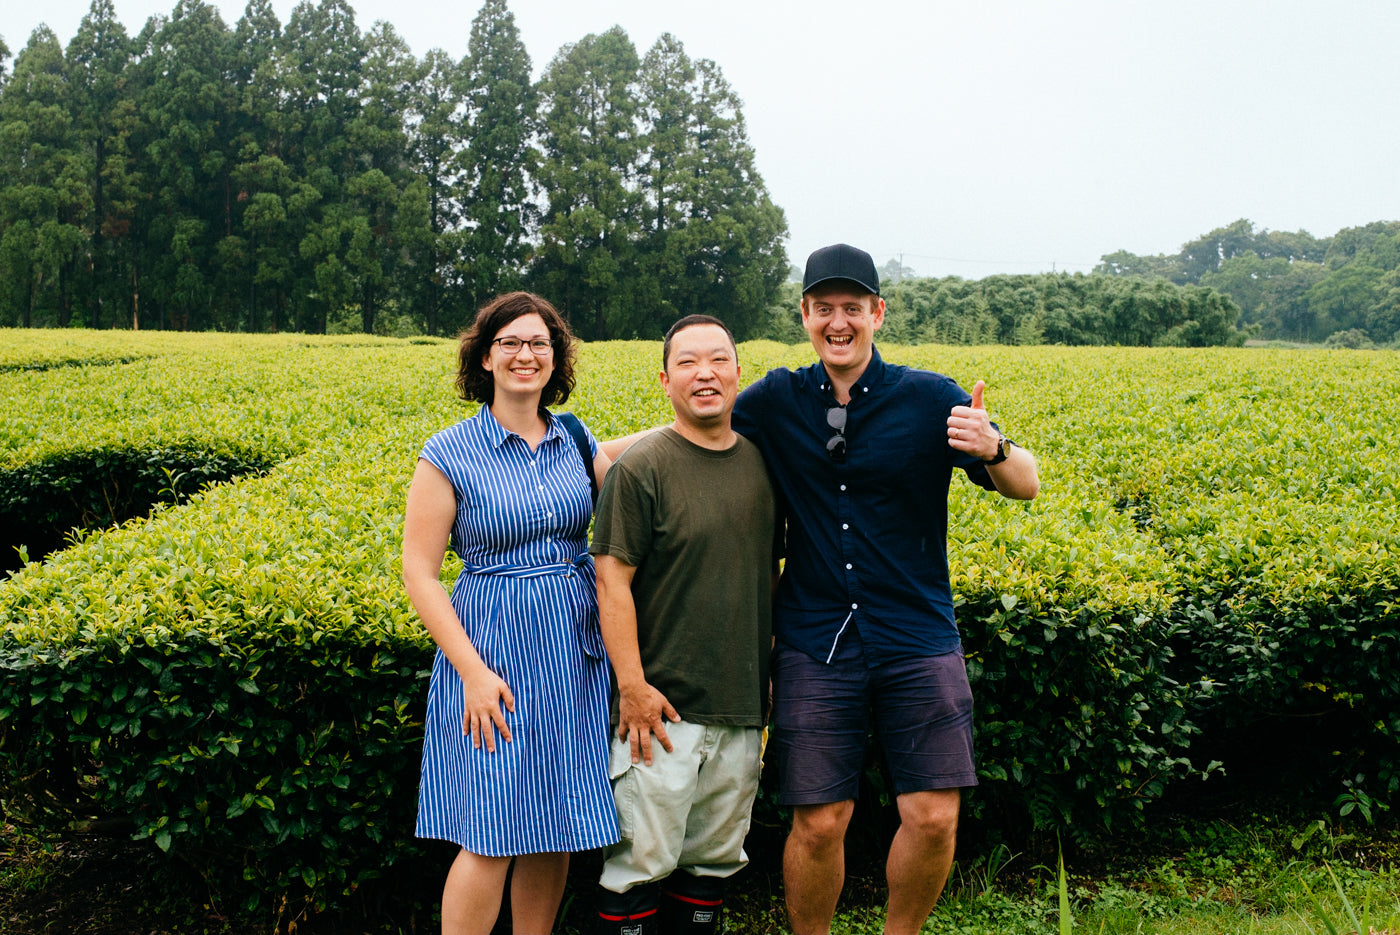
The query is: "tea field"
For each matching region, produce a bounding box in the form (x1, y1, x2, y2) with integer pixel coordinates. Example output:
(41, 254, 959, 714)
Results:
(1, 330, 1397, 927)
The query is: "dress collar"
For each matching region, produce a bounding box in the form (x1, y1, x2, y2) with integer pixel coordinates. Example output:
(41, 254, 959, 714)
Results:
(479, 404, 563, 449)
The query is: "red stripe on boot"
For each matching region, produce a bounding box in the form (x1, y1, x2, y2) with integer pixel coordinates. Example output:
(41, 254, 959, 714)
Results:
(662, 892, 723, 906)
(597, 909, 660, 921)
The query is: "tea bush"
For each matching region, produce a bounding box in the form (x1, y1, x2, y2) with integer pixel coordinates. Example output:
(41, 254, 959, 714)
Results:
(1, 332, 1397, 917)
(1058, 349, 1400, 799)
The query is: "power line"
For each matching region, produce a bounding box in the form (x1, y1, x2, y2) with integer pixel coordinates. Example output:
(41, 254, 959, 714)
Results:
(874, 250, 1101, 269)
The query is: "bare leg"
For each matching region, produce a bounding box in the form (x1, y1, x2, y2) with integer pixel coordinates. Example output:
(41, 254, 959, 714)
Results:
(883, 789, 960, 935)
(510, 851, 570, 933)
(441, 849, 511, 935)
(783, 800, 855, 935)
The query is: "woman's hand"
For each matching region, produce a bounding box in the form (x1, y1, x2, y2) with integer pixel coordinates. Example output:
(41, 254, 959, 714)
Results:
(460, 662, 516, 753)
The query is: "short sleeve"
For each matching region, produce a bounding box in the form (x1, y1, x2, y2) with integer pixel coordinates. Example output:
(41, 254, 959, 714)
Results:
(589, 450, 654, 568)
(418, 428, 453, 478)
(732, 376, 769, 443)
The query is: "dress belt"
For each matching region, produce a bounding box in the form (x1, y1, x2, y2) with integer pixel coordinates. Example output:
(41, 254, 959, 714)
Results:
(463, 553, 591, 579)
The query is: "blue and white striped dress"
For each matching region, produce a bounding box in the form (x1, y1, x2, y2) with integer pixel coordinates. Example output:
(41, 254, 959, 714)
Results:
(415, 406, 619, 855)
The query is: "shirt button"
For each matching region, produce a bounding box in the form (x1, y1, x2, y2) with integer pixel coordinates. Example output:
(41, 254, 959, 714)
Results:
(840, 484, 847, 491)
(842, 523, 849, 530)
(846, 563, 853, 570)
(851, 603, 859, 609)
(862, 387, 868, 393)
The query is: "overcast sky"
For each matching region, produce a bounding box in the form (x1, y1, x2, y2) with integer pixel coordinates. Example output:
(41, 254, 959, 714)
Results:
(4, 0, 1399, 279)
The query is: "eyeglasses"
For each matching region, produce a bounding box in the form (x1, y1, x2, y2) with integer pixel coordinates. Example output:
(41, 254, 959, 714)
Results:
(826, 406, 847, 463)
(492, 337, 554, 355)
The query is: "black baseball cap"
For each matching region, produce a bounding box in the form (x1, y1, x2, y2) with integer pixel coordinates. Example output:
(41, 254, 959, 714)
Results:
(802, 243, 880, 296)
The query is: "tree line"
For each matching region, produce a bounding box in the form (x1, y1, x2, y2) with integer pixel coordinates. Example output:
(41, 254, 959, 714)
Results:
(757, 272, 1245, 348)
(883, 274, 1244, 347)
(1096, 218, 1400, 347)
(0, 0, 789, 340)
(769, 218, 1400, 349)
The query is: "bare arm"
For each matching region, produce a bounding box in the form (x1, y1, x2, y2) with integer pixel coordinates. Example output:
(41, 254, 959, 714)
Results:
(595, 553, 680, 765)
(402, 459, 515, 752)
(985, 445, 1040, 500)
(593, 448, 613, 488)
(599, 426, 663, 462)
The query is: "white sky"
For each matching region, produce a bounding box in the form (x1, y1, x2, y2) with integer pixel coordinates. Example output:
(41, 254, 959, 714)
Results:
(5, 0, 1399, 279)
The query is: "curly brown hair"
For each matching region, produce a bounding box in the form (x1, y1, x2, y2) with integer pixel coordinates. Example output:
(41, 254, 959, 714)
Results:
(455, 292, 577, 407)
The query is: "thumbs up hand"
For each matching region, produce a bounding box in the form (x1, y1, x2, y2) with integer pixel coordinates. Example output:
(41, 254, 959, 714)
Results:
(947, 379, 999, 461)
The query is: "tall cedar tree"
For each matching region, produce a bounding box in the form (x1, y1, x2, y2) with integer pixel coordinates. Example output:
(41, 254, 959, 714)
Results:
(228, 0, 284, 331)
(532, 27, 644, 341)
(637, 38, 788, 339)
(346, 21, 417, 334)
(457, 0, 537, 332)
(403, 48, 466, 337)
(0, 27, 90, 328)
(66, 0, 135, 329)
(634, 33, 694, 326)
(281, 0, 366, 333)
(136, 0, 239, 330)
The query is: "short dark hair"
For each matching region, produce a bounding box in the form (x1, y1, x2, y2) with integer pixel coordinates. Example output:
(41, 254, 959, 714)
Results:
(455, 292, 577, 407)
(662, 314, 737, 370)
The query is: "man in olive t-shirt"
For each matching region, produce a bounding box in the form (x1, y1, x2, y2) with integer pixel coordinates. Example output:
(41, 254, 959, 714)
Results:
(591, 314, 776, 935)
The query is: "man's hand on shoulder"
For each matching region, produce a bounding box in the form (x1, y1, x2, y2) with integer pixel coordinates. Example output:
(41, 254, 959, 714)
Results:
(617, 680, 681, 766)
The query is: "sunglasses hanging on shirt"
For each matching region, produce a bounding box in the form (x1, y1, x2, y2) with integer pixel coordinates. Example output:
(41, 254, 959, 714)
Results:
(826, 406, 847, 463)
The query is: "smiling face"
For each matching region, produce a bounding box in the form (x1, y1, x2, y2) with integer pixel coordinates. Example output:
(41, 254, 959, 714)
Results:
(660, 322, 740, 431)
(481, 312, 555, 403)
(802, 282, 885, 379)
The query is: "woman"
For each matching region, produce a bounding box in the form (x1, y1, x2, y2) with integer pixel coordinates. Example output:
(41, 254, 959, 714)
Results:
(402, 292, 617, 934)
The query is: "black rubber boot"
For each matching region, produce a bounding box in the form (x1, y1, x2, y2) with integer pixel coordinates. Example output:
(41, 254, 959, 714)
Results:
(596, 882, 661, 935)
(659, 871, 726, 934)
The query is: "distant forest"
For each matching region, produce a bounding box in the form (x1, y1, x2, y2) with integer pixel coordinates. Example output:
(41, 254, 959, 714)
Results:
(784, 220, 1398, 350)
(2, 1, 1396, 348)
(1094, 218, 1400, 348)
(0, 0, 789, 340)
(765, 218, 1399, 349)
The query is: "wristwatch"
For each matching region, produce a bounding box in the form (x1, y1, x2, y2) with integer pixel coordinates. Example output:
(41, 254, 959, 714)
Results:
(984, 433, 1013, 465)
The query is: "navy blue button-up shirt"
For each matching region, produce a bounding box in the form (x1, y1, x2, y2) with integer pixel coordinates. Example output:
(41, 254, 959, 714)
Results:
(732, 347, 996, 666)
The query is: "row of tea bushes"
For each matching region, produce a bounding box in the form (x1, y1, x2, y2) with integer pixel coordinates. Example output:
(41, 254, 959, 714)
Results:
(1, 333, 464, 912)
(1053, 349, 1400, 798)
(2, 331, 1397, 913)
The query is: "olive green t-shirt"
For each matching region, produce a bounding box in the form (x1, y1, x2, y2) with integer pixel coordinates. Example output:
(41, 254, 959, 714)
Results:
(590, 427, 776, 727)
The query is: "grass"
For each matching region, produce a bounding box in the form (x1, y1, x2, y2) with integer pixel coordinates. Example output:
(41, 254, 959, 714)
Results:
(741, 807, 1400, 935)
(6, 809, 1400, 933)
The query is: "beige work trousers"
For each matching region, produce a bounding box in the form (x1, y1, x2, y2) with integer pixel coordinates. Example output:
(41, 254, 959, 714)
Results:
(598, 720, 762, 893)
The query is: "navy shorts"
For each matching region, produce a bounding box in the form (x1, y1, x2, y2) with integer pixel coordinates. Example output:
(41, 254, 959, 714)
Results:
(770, 626, 977, 806)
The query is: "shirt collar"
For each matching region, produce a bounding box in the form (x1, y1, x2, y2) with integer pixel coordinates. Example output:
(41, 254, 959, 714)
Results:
(813, 345, 889, 398)
(479, 404, 564, 449)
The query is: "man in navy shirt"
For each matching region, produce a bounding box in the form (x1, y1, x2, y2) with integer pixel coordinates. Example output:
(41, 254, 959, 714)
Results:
(732, 244, 1039, 935)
